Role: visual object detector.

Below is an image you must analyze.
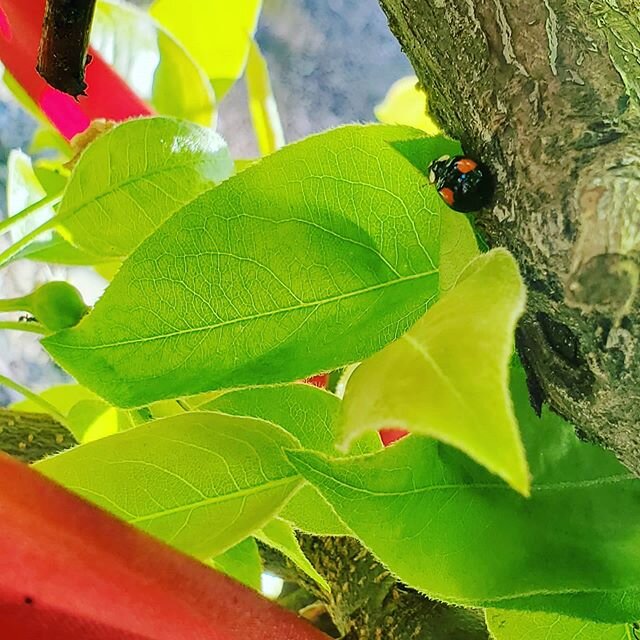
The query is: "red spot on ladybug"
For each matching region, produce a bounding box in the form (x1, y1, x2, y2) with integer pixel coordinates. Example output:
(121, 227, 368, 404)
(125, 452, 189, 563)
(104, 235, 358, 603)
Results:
(429, 155, 494, 213)
(439, 187, 455, 206)
(455, 158, 477, 174)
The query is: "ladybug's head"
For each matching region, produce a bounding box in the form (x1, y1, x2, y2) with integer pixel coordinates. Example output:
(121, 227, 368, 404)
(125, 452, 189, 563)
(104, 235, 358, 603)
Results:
(428, 155, 451, 184)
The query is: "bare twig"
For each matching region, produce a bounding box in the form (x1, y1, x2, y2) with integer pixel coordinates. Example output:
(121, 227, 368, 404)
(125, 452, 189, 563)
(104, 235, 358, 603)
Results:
(36, 0, 98, 98)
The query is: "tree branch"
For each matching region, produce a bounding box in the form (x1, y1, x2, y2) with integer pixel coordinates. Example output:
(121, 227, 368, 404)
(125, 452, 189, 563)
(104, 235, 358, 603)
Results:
(377, 0, 640, 472)
(37, 0, 97, 97)
(285, 535, 490, 640)
(0, 408, 76, 463)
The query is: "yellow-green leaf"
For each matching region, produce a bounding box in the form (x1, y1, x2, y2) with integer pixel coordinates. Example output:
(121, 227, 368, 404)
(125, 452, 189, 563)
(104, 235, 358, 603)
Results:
(375, 76, 439, 135)
(340, 248, 529, 495)
(246, 39, 284, 156)
(35, 412, 302, 558)
(210, 538, 262, 590)
(486, 609, 633, 640)
(257, 519, 329, 592)
(149, 0, 262, 98)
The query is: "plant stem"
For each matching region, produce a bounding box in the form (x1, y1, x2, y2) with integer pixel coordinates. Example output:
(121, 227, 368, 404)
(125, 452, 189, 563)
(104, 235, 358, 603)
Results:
(0, 321, 51, 336)
(0, 192, 62, 236)
(0, 374, 69, 428)
(0, 216, 59, 268)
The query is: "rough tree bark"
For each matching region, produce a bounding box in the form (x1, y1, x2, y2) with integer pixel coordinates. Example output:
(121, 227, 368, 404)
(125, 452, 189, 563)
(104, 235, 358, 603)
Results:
(375, 0, 640, 473)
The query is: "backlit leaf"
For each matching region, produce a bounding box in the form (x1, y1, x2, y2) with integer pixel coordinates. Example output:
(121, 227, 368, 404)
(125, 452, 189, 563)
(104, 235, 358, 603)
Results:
(203, 383, 379, 534)
(55, 117, 233, 259)
(486, 610, 631, 640)
(44, 125, 448, 408)
(149, 0, 262, 98)
(257, 519, 329, 592)
(92, 0, 215, 126)
(35, 412, 302, 558)
(375, 76, 439, 135)
(246, 39, 284, 156)
(340, 249, 529, 494)
(287, 367, 640, 623)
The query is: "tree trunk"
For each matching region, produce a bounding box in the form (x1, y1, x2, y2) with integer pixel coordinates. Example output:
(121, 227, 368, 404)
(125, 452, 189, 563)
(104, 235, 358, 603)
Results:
(376, 0, 640, 472)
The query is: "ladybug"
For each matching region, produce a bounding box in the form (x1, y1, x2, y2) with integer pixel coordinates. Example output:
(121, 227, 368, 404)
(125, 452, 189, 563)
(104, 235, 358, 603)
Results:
(429, 155, 494, 213)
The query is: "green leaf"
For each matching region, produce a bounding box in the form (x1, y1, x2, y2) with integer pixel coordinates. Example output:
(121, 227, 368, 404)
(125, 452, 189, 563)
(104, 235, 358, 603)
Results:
(92, 1, 215, 126)
(438, 207, 479, 295)
(375, 76, 439, 135)
(12, 383, 99, 416)
(6, 150, 54, 241)
(12, 383, 130, 443)
(202, 383, 379, 534)
(149, 0, 262, 98)
(55, 116, 233, 259)
(44, 125, 444, 408)
(287, 367, 640, 623)
(35, 412, 302, 558)
(257, 519, 329, 592)
(340, 248, 529, 495)
(209, 537, 262, 590)
(5, 154, 104, 265)
(486, 610, 632, 640)
(246, 39, 284, 156)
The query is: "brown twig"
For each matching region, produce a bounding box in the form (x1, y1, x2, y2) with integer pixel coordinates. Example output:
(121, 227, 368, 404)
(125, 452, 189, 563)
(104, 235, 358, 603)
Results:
(36, 0, 98, 98)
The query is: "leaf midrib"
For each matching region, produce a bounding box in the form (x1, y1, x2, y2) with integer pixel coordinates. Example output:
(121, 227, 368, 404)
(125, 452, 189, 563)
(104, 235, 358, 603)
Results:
(59, 153, 215, 226)
(50, 268, 437, 351)
(67, 474, 299, 525)
(292, 454, 635, 498)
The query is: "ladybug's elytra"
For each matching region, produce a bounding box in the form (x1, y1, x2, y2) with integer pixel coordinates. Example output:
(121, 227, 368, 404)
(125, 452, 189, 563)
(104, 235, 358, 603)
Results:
(429, 155, 494, 213)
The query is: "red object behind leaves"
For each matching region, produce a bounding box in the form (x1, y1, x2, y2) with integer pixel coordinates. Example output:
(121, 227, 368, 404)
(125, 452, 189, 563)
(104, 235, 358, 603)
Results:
(303, 374, 329, 389)
(0, 453, 329, 640)
(379, 428, 409, 446)
(0, 0, 152, 139)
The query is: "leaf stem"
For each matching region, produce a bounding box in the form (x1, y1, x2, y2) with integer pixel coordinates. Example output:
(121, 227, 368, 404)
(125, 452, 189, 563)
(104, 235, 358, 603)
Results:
(0, 192, 62, 236)
(0, 374, 69, 428)
(0, 320, 51, 336)
(0, 216, 60, 268)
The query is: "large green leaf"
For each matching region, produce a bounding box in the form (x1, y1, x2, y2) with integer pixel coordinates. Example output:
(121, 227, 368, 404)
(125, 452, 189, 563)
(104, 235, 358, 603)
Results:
(202, 383, 378, 534)
(486, 610, 632, 640)
(149, 0, 262, 98)
(55, 117, 232, 259)
(340, 249, 529, 495)
(44, 125, 450, 408)
(35, 412, 302, 558)
(92, 1, 215, 126)
(287, 367, 640, 623)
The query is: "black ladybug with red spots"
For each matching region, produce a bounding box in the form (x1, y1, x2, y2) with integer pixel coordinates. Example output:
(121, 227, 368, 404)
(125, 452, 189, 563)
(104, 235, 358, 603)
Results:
(429, 155, 494, 213)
